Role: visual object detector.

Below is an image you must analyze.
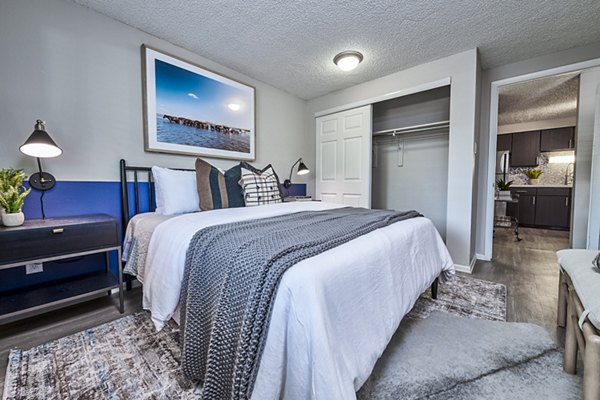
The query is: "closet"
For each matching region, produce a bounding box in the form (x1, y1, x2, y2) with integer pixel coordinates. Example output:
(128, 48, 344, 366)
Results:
(371, 86, 450, 238)
(315, 85, 450, 238)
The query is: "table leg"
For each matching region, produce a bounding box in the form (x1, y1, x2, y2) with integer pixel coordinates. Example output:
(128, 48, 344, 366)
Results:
(105, 252, 112, 296)
(117, 247, 124, 314)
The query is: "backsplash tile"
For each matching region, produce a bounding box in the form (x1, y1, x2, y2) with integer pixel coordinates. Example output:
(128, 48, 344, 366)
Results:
(508, 153, 574, 185)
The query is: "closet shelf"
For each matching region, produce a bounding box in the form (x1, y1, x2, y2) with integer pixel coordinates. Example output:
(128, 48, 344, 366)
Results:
(372, 120, 450, 137)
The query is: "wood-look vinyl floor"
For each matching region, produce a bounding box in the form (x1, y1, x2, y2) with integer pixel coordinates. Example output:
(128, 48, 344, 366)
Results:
(0, 227, 570, 396)
(473, 226, 570, 343)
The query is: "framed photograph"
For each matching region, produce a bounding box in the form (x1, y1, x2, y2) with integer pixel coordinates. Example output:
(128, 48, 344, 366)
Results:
(142, 45, 255, 160)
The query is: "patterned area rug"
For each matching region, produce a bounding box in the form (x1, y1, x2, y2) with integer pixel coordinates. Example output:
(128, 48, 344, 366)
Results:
(408, 274, 507, 321)
(2, 275, 507, 399)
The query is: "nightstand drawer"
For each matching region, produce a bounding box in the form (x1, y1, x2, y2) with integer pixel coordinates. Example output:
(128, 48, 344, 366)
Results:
(0, 216, 119, 266)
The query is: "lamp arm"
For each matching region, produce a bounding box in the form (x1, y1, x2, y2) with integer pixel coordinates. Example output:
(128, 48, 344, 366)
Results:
(36, 157, 44, 176)
(288, 158, 302, 182)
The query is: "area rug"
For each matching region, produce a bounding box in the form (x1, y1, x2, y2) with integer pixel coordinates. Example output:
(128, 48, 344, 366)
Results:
(407, 274, 507, 321)
(357, 312, 581, 399)
(2, 276, 525, 400)
(3, 314, 196, 400)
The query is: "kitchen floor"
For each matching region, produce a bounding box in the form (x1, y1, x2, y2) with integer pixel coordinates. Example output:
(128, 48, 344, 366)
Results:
(474, 226, 570, 343)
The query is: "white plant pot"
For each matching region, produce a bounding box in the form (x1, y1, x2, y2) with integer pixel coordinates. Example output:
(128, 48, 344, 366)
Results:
(529, 178, 540, 185)
(2, 211, 25, 227)
(498, 190, 512, 200)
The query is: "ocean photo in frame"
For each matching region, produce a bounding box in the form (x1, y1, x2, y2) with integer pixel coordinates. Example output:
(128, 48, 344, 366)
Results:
(142, 45, 255, 160)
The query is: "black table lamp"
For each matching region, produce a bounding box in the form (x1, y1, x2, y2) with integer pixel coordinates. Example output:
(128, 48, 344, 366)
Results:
(19, 120, 62, 218)
(283, 158, 309, 188)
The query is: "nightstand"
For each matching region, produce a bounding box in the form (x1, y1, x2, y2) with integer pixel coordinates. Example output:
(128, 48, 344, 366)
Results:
(0, 214, 123, 324)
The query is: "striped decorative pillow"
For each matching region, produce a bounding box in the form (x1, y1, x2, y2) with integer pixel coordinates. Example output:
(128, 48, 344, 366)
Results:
(195, 158, 247, 211)
(240, 165, 283, 206)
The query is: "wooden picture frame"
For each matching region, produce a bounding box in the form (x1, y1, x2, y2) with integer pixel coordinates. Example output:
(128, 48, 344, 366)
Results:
(141, 45, 256, 160)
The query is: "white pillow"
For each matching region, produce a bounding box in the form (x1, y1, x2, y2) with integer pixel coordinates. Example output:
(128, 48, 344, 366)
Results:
(151, 166, 200, 215)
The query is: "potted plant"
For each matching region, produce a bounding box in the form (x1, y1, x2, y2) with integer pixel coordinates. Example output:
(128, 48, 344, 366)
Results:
(525, 169, 543, 185)
(496, 178, 513, 200)
(0, 168, 31, 227)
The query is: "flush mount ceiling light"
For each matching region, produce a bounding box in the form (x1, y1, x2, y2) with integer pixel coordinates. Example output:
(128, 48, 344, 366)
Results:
(228, 103, 241, 111)
(333, 50, 363, 72)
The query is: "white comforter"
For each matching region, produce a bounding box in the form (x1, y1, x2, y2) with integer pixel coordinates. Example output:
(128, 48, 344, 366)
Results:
(142, 202, 454, 400)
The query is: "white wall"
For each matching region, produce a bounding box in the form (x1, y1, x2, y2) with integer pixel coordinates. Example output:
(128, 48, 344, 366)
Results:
(372, 134, 449, 237)
(578, 68, 600, 248)
(0, 0, 311, 189)
(476, 42, 600, 257)
(307, 49, 481, 269)
(588, 81, 600, 249)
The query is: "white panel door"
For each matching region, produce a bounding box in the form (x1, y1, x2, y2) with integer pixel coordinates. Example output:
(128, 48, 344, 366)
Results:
(315, 105, 372, 208)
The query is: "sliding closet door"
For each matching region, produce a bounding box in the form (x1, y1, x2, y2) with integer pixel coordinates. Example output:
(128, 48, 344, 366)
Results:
(315, 105, 372, 208)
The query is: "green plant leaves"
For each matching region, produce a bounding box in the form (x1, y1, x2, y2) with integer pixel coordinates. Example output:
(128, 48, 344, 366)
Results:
(495, 179, 514, 191)
(0, 168, 30, 213)
(524, 169, 542, 179)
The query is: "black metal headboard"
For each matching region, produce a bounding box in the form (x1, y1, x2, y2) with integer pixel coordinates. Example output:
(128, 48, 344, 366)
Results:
(119, 159, 155, 236)
(119, 159, 195, 235)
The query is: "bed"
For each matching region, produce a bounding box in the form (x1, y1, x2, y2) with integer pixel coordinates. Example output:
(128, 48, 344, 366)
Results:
(119, 159, 454, 400)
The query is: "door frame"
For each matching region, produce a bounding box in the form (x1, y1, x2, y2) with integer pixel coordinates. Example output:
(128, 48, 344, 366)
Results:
(483, 58, 600, 260)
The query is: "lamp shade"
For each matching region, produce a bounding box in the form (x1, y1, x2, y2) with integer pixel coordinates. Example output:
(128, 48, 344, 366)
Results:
(284, 158, 310, 188)
(19, 120, 62, 158)
(297, 161, 309, 175)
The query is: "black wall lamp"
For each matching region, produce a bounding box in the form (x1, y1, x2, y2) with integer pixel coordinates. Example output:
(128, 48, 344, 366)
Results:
(283, 158, 309, 188)
(19, 120, 62, 218)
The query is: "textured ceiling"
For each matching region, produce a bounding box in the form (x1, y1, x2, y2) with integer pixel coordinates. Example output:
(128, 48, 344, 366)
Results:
(498, 73, 579, 126)
(73, 0, 600, 100)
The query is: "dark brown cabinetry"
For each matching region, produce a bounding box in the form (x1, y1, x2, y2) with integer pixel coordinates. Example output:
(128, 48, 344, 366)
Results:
(496, 127, 575, 168)
(510, 187, 571, 230)
(511, 188, 537, 225)
(497, 134, 512, 151)
(510, 131, 541, 167)
(540, 127, 575, 152)
(534, 188, 571, 228)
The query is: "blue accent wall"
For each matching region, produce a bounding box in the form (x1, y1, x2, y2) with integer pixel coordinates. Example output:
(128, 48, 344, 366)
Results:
(1, 180, 306, 293)
(280, 184, 306, 197)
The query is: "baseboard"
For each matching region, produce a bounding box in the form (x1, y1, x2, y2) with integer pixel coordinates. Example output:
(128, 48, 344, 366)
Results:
(476, 253, 491, 261)
(454, 256, 477, 274)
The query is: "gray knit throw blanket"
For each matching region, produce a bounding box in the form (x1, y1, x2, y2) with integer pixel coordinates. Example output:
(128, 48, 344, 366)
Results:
(179, 207, 421, 400)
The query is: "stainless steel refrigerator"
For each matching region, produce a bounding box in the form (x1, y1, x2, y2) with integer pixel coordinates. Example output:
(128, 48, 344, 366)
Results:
(496, 150, 510, 181)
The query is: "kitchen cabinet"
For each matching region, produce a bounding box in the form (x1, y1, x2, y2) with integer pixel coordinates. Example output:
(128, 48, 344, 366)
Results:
(497, 134, 512, 151)
(534, 188, 571, 229)
(510, 187, 571, 230)
(511, 131, 540, 167)
(511, 187, 536, 225)
(540, 127, 575, 152)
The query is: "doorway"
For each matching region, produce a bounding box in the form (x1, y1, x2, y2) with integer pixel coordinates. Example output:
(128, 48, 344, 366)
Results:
(483, 59, 600, 260)
(492, 73, 579, 255)
(481, 72, 581, 339)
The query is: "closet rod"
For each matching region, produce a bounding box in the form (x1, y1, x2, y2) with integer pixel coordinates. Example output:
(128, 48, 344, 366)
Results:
(373, 131, 449, 144)
(372, 120, 450, 137)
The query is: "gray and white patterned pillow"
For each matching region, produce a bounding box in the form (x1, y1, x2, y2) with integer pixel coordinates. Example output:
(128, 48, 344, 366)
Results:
(240, 166, 283, 206)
